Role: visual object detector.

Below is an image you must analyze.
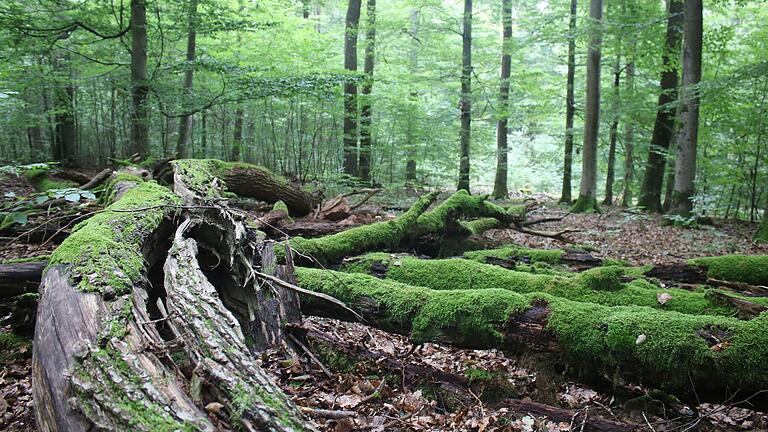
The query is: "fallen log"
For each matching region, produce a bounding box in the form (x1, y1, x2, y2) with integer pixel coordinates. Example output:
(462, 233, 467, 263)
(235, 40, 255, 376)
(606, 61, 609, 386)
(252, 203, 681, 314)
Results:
(295, 267, 768, 399)
(171, 159, 320, 215)
(33, 174, 314, 430)
(341, 253, 767, 318)
(0, 260, 46, 297)
(286, 192, 437, 265)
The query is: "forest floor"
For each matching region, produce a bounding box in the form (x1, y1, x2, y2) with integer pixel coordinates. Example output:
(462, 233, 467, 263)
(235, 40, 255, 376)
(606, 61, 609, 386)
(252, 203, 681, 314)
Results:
(1, 181, 767, 431)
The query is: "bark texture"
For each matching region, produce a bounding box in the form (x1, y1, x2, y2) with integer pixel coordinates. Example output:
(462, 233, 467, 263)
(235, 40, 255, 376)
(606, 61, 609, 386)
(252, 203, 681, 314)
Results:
(492, 0, 512, 200)
(638, 0, 683, 213)
(670, 0, 703, 216)
(130, 0, 150, 158)
(342, 0, 362, 176)
(176, 0, 199, 159)
(457, 0, 473, 193)
(559, 0, 578, 204)
(358, 0, 376, 182)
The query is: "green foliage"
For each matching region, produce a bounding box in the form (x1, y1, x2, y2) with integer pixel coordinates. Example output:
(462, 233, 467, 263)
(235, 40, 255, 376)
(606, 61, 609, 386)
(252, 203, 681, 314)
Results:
(689, 254, 768, 286)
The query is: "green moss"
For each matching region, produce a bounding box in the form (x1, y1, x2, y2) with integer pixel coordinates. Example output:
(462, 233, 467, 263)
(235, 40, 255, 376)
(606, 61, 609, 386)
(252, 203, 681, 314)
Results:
(571, 195, 600, 213)
(272, 200, 294, 223)
(689, 255, 768, 286)
(25, 168, 77, 191)
(464, 245, 565, 265)
(286, 192, 437, 265)
(414, 190, 515, 236)
(0, 333, 32, 361)
(48, 181, 180, 294)
(0, 254, 50, 264)
(296, 267, 768, 393)
(342, 254, 741, 317)
(465, 367, 518, 402)
(314, 343, 357, 373)
(459, 217, 502, 235)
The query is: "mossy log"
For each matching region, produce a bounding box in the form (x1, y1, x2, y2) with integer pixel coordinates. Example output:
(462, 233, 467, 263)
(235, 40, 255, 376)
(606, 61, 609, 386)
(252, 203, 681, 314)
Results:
(286, 192, 438, 265)
(33, 173, 313, 430)
(295, 267, 768, 399)
(0, 260, 46, 298)
(343, 253, 768, 318)
(171, 159, 320, 215)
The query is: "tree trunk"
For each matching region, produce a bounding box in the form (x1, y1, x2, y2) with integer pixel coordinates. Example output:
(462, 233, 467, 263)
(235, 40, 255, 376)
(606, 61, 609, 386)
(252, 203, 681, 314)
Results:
(670, 0, 703, 216)
(53, 54, 77, 168)
(358, 0, 376, 183)
(233, 108, 244, 161)
(756, 208, 768, 243)
(457, 0, 473, 193)
(33, 169, 314, 431)
(572, 0, 602, 213)
(130, 0, 150, 158)
(621, 58, 635, 207)
(176, 0, 199, 159)
(492, 0, 512, 200)
(296, 266, 768, 401)
(405, 10, 420, 185)
(342, 0, 362, 177)
(559, 0, 578, 204)
(638, 0, 684, 212)
(603, 56, 620, 206)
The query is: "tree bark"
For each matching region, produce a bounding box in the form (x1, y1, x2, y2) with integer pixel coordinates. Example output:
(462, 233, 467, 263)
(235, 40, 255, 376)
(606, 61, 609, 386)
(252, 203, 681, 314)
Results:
(670, 0, 703, 216)
(53, 54, 77, 168)
(756, 207, 768, 242)
(638, 0, 684, 212)
(572, 0, 602, 212)
(492, 0, 512, 200)
(130, 0, 150, 158)
(358, 0, 376, 183)
(621, 58, 635, 207)
(405, 10, 420, 185)
(603, 55, 620, 206)
(559, 0, 578, 204)
(342, 0, 362, 177)
(176, 0, 199, 159)
(457, 0, 473, 193)
(232, 108, 244, 161)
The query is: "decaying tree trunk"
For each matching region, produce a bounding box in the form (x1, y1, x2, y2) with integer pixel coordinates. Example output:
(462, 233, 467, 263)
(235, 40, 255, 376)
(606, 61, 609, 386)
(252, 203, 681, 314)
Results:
(33, 169, 315, 431)
(0, 260, 46, 297)
(295, 266, 768, 400)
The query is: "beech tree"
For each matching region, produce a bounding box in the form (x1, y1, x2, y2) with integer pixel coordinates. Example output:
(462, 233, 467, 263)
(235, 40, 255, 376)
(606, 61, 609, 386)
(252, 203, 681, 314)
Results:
(492, 0, 513, 199)
(176, 0, 199, 159)
(670, 0, 703, 216)
(130, 0, 150, 159)
(343, 0, 362, 177)
(457, 0, 473, 193)
(358, 0, 376, 182)
(559, 0, 578, 204)
(638, 0, 684, 213)
(572, 0, 603, 213)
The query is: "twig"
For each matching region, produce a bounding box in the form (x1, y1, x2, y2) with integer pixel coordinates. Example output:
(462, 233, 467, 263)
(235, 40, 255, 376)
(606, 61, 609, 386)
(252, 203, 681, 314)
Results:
(642, 411, 657, 432)
(287, 333, 333, 379)
(299, 407, 357, 419)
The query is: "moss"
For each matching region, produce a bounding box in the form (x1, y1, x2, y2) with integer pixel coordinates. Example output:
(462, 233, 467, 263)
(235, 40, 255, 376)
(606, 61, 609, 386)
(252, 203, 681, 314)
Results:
(689, 255, 768, 286)
(48, 181, 180, 294)
(464, 245, 565, 265)
(25, 168, 77, 191)
(465, 367, 518, 402)
(0, 254, 50, 264)
(414, 190, 515, 236)
(286, 192, 437, 265)
(272, 200, 294, 223)
(571, 195, 600, 213)
(296, 267, 768, 393)
(101, 172, 145, 203)
(0, 333, 32, 361)
(342, 254, 742, 317)
(459, 217, 502, 235)
(314, 342, 357, 373)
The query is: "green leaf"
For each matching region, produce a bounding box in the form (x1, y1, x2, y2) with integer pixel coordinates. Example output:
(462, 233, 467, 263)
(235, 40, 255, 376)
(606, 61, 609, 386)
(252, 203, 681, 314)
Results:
(80, 191, 97, 200)
(10, 211, 27, 225)
(4, 191, 16, 198)
(35, 195, 49, 205)
(64, 193, 81, 203)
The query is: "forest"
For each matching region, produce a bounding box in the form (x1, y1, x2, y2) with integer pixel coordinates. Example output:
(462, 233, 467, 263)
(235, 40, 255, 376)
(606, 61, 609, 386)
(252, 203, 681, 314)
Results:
(0, 0, 767, 431)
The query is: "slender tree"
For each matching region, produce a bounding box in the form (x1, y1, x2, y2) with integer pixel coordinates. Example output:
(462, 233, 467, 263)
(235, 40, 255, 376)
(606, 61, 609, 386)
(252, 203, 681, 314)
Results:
(52, 54, 77, 167)
(670, 0, 703, 216)
(176, 0, 199, 159)
(405, 10, 420, 184)
(232, 108, 243, 161)
(342, 0, 362, 177)
(572, 0, 603, 212)
(603, 55, 621, 206)
(130, 0, 150, 158)
(358, 0, 376, 182)
(492, 0, 513, 199)
(638, 0, 684, 212)
(457, 0, 473, 193)
(622, 58, 635, 207)
(559, 0, 578, 204)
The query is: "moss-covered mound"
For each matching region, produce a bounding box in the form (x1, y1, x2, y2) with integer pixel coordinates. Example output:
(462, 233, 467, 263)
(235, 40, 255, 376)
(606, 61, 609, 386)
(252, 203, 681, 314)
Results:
(464, 245, 566, 265)
(342, 253, 763, 317)
(295, 267, 768, 395)
(689, 254, 768, 286)
(25, 168, 78, 191)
